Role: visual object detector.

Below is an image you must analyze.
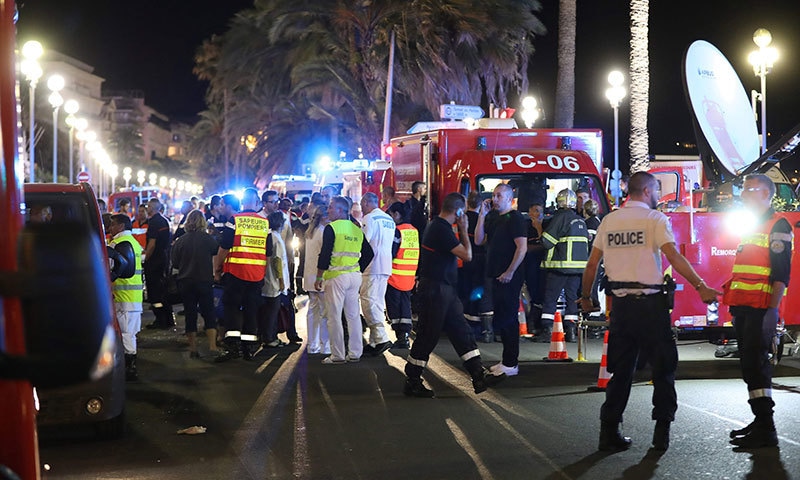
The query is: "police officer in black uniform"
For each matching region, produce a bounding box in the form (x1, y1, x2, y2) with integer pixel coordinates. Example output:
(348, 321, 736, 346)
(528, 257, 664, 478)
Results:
(580, 172, 720, 452)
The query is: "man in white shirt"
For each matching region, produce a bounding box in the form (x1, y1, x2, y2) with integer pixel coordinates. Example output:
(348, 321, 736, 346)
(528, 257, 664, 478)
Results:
(360, 192, 395, 355)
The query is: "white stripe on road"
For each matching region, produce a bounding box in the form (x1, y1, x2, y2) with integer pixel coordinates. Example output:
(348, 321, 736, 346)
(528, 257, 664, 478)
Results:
(293, 383, 310, 479)
(254, 353, 278, 374)
(445, 418, 497, 480)
(679, 401, 800, 447)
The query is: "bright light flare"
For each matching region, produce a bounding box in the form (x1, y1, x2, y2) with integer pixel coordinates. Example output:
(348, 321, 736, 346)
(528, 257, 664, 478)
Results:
(725, 209, 758, 236)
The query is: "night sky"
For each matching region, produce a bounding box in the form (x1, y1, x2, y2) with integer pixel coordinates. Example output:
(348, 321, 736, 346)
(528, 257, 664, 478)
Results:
(15, 0, 800, 172)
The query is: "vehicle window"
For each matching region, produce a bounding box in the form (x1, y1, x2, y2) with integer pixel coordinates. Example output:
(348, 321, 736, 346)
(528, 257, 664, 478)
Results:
(475, 173, 609, 215)
(24, 192, 99, 232)
(653, 171, 680, 203)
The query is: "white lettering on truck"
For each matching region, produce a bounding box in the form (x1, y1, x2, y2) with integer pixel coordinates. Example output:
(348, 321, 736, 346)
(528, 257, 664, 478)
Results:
(711, 246, 737, 256)
(493, 154, 581, 172)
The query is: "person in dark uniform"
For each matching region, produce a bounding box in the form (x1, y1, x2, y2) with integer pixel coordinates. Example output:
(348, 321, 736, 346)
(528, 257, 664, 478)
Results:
(403, 192, 504, 397)
(143, 198, 175, 329)
(475, 184, 528, 377)
(408, 180, 428, 236)
(524, 203, 546, 337)
(580, 172, 720, 452)
(724, 174, 793, 448)
(457, 191, 493, 343)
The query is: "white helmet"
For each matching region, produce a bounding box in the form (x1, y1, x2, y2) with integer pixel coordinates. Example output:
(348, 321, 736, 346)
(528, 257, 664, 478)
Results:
(556, 189, 577, 209)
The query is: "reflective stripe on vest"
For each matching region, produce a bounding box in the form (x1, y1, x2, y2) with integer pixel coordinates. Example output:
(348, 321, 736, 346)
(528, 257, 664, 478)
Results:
(722, 216, 781, 309)
(110, 233, 143, 307)
(388, 223, 419, 291)
(542, 235, 589, 270)
(224, 212, 269, 282)
(323, 219, 362, 280)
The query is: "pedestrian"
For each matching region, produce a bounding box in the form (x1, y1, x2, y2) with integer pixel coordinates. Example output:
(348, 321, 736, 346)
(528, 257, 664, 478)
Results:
(385, 201, 418, 349)
(359, 192, 395, 356)
(314, 196, 374, 364)
(580, 171, 720, 452)
(403, 192, 504, 397)
(278, 197, 297, 291)
(536, 189, 589, 343)
(475, 184, 528, 377)
(723, 174, 792, 448)
(143, 197, 175, 329)
(171, 209, 220, 359)
(260, 211, 291, 349)
(458, 191, 494, 343)
(303, 201, 331, 354)
(214, 188, 271, 362)
(117, 198, 132, 217)
(524, 202, 547, 337)
(173, 200, 194, 242)
(107, 214, 142, 381)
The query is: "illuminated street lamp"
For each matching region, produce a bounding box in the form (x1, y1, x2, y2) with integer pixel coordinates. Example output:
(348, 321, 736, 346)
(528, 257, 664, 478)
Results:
(47, 74, 65, 183)
(520, 96, 540, 128)
(123, 167, 132, 188)
(605, 70, 626, 206)
(21, 40, 43, 182)
(137, 169, 146, 186)
(74, 117, 88, 174)
(63, 99, 79, 183)
(148, 172, 157, 186)
(748, 28, 778, 154)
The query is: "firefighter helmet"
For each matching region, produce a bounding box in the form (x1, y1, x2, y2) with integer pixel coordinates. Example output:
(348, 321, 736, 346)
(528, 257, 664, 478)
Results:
(556, 189, 577, 209)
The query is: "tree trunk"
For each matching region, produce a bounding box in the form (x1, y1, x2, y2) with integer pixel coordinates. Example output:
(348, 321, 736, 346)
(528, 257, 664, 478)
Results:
(553, 0, 576, 129)
(629, 0, 649, 172)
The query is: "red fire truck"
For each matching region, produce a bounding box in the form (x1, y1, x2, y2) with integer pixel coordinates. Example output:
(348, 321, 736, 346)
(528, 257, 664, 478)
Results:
(1, 3, 118, 477)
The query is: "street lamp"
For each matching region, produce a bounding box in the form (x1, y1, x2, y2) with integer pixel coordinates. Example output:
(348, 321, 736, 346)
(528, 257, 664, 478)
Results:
(148, 172, 157, 186)
(63, 99, 79, 183)
(520, 96, 540, 128)
(606, 70, 626, 206)
(21, 40, 43, 183)
(47, 74, 65, 183)
(123, 167, 132, 188)
(748, 28, 778, 154)
(137, 169, 146, 186)
(74, 117, 88, 174)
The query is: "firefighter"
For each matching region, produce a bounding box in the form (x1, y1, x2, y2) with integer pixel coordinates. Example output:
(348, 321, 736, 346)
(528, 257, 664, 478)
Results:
(132, 204, 148, 252)
(386, 201, 418, 349)
(314, 196, 373, 364)
(724, 174, 793, 448)
(536, 189, 589, 342)
(359, 192, 395, 355)
(143, 198, 175, 329)
(107, 214, 143, 381)
(580, 172, 720, 452)
(403, 192, 504, 397)
(214, 188, 271, 362)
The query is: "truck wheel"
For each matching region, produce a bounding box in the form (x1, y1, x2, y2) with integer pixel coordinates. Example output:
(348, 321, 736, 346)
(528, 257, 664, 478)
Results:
(94, 411, 125, 439)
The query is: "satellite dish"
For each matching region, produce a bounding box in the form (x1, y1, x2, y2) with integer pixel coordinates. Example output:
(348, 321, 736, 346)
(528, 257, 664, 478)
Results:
(683, 40, 760, 181)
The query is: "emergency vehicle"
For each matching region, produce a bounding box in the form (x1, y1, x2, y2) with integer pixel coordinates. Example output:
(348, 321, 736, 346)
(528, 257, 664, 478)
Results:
(108, 185, 168, 214)
(267, 174, 315, 202)
(1, 3, 119, 477)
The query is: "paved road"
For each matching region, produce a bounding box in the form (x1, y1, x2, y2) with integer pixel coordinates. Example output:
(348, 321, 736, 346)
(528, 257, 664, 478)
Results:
(38, 297, 800, 479)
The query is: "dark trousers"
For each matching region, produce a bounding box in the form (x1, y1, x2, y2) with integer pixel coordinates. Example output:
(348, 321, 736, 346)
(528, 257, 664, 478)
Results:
(179, 279, 216, 332)
(144, 260, 173, 323)
(542, 272, 581, 327)
(279, 293, 300, 340)
(492, 275, 524, 367)
(524, 256, 545, 332)
(221, 273, 263, 346)
(259, 296, 281, 343)
(733, 307, 775, 402)
(406, 279, 482, 379)
(600, 294, 678, 424)
(386, 284, 412, 334)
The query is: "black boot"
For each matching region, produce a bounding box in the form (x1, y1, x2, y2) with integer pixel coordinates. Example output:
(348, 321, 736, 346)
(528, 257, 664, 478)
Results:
(652, 420, 670, 451)
(403, 378, 435, 398)
(480, 316, 494, 344)
(564, 321, 577, 343)
(730, 397, 778, 448)
(730, 420, 756, 439)
(215, 338, 241, 363)
(392, 331, 410, 349)
(124, 354, 138, 382)
(598, 421, 632, 451)
(533, 327, 552, 343)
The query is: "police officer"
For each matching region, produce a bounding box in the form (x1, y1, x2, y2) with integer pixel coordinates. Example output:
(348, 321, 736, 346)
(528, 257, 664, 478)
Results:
(107, 214, 143, 381)
(403, 192, 504, 397)
(580, 172, 720, 452)
(214, 188, 271, 362)
(537, 189, 589, 342)
(724, 174, 792, 448)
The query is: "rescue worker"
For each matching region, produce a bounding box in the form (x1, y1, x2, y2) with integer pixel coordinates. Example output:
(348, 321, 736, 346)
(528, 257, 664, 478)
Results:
(143, 197, 175, 329)
(475, 184, 528, 377)
(580, 172, 720, 452)
(408, 180, 428, 235)
(214, 188, 271, 362)
(386, 201, 418, 349)
(403, 192, 504, 397)
(536, 189, 589, 342)
(132, 204, 148, 252)
(458, 191, 494, 343)
(107, 214, 143, 381)
(359, 192, 395, 355)
(724, 174, 793, 448)
(524, 202, 546, 337)
(381, 186, 400, 211)
(314, 196, 374, 364)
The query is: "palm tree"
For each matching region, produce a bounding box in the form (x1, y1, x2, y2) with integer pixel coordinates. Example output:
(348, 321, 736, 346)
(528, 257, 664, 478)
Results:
(553, 0, 576, 128)
(629, 0, 649, 173)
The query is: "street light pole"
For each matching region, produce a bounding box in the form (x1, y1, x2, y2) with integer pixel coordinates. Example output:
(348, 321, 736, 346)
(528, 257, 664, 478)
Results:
(606, 71, 627, 207)
(63, 100, 79, 183)
(21, 40, 43, 183)
(47, 74, 65, 183)
(749, 28, 778, 155)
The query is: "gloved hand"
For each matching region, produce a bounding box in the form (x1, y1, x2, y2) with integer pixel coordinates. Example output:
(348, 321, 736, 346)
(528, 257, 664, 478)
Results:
(762, 307, 779, 345)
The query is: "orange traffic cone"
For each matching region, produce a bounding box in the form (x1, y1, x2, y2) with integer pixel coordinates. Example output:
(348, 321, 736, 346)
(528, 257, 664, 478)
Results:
(519, 299, 532, 337)
(544, 311, 573, 362)
(588, 330, 612, 391)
